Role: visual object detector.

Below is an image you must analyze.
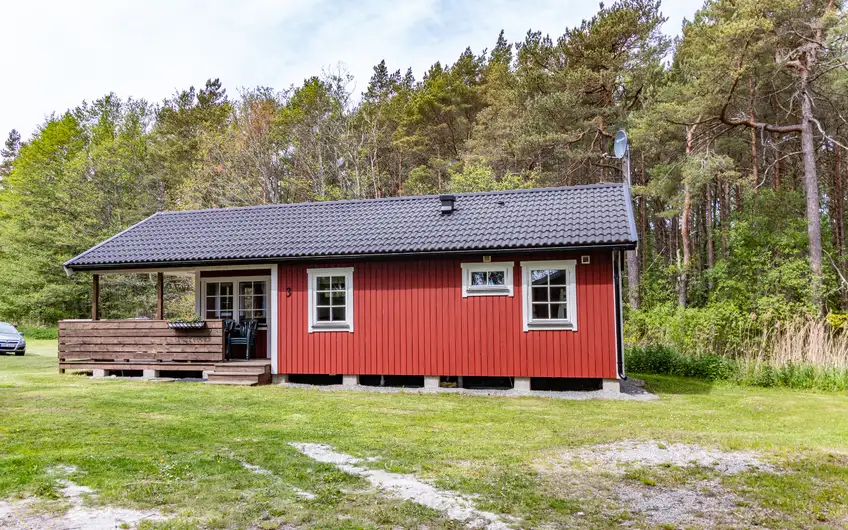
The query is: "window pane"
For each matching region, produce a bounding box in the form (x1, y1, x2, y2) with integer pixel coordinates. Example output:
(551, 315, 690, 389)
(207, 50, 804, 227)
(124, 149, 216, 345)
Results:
(531, 270, 552, 285)
(331, 306, 346, 321)
(548, 269, 567, 286)
(550, 303, 567, 320)
(205, 309, 217, 319)
(488, 271, 505, 285)
(532, 287, 549, 302)
(316, 306, 331, 322)
(316, 291, 331, 305)
(206, 283, 218, 296)
(331, 291, 346, 306)
(331, 276, 346, 290)
(220, 295, 233, 312)
(471, 271, 486, 286)
(532, 304, 549, 319)
(550, 285, 568, 302)
(206, 295, 217, 311)
(253, 282, 265, 295)
(317, 276, 331, 290)
(220, 283, 234, 296)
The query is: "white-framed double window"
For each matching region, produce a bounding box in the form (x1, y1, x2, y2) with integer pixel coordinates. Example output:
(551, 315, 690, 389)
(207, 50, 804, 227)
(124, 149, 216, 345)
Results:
(202, 276, 269, 326)
(307, 267, 354, 332)
(521, 260, 577, 331)
(460, 262, 514, 297)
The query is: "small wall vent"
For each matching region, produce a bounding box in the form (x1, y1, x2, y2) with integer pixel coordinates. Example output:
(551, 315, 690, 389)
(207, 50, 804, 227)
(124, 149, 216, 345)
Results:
(440, 194, 456, 214)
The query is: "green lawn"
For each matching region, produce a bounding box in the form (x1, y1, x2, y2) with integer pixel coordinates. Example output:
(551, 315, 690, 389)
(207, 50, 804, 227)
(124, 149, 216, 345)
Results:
(1, 340, 847, 529)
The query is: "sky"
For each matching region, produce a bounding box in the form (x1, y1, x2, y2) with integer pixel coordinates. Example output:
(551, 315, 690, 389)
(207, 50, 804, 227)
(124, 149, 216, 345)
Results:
(1, 0, 704, 143)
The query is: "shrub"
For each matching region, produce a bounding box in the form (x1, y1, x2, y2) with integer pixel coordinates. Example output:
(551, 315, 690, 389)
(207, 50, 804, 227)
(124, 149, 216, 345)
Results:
(16, 326, 58, 340)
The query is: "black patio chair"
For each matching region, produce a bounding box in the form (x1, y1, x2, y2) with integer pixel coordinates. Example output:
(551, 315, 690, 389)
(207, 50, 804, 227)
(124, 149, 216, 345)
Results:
(228, 319, 259, 360)
(223, 319, 237, 361)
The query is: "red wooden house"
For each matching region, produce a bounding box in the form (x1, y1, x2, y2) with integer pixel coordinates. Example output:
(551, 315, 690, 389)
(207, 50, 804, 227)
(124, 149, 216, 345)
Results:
(60, 184, 637, 390)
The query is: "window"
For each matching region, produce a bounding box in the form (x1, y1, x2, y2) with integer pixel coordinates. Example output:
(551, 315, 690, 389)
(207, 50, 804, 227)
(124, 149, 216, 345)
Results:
(238, 281, 267, 325)
(521, 260, 577, 331)
(460, 262, 514, 297)
(202, 276, 269, 326)
(205, 282, 234, 320)
(308, 267, 354, 332)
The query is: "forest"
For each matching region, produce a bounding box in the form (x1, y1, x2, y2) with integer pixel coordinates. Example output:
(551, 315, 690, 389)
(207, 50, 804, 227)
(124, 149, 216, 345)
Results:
(1, 0, 847, 387)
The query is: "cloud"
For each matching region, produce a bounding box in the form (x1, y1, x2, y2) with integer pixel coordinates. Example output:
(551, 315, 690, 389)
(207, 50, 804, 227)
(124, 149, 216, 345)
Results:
(0, 0, 702, 142)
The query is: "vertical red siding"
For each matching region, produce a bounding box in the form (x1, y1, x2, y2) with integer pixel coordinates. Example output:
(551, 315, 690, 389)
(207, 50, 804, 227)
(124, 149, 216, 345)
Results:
(277, 251, 618, 379)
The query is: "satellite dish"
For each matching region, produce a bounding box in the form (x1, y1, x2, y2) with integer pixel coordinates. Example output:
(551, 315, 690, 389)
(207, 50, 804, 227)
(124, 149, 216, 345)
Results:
(613, 130, 628, 159)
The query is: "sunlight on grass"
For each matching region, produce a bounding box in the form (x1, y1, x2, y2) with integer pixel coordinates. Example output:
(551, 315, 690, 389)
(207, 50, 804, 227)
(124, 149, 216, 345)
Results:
(0, 341, 846, 528)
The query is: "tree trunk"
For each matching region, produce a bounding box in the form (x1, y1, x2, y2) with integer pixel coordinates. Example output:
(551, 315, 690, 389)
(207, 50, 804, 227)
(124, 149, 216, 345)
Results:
(800, 82, 823, 312)
(721, 179, 729, 258)
(706, 182, 715, 271)
(679, 125, 696, 308)
(748, 76, 759, 186)
(772, 131, 781, 189)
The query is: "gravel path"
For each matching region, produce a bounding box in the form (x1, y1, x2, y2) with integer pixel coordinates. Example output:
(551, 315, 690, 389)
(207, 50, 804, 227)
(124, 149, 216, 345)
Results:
(0, 466, 164, 530)
(290, 442, 513, 529)
(560, 440, 776, 474)
(278, 377, 657, 401)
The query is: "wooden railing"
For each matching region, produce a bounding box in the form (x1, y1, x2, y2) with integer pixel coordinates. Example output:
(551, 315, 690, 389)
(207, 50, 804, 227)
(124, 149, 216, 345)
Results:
(58, 319, 225, 363)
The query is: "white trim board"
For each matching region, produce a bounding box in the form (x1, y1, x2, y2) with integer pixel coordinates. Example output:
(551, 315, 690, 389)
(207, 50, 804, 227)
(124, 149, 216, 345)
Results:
(520, 260, 578, 332)
(307, 267, 354, 333)
(460, 262, 514, 297)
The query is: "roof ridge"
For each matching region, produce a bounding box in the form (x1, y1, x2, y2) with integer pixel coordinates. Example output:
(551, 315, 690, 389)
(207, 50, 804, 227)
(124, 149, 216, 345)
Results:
(158, 182, 626, 216)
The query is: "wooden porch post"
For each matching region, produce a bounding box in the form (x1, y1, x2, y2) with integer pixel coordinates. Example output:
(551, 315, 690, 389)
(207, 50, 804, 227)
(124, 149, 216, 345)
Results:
(156, 272, 164, 320)
(91, 274, 100, 321)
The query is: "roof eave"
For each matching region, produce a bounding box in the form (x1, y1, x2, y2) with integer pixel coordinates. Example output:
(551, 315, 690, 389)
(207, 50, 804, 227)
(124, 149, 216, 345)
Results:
(63, 242, 637, 273)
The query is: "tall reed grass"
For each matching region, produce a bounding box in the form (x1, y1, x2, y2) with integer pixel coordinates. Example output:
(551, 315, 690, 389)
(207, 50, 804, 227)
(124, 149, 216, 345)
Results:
(626, 317, 848, 391)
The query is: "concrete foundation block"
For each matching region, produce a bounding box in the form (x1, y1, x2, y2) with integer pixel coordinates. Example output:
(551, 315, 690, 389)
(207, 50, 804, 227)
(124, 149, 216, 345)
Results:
(602, 378, 621, 393)
(202, 370, 211, 380)
(424, 376, 440, 389)
(272, 374, 290, 384)
(513, 377, 531, 391)
(92, 369, 107, 378)
(456, 376, 464, 389)
(342, 374, 359, 386)
(142, 369, 159, 379)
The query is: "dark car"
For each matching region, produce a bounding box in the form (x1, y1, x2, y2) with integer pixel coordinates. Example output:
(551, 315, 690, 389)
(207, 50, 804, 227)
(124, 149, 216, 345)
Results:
(0, 322, 26, 355)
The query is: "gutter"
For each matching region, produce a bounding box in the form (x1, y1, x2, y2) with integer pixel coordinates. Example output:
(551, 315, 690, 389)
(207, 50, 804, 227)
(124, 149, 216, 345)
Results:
(613, 250, 627, 380)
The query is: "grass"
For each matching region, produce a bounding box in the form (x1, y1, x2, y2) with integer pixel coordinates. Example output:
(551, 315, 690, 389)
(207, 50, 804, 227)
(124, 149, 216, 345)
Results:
(1, 341, 847, 528)
(627, 344, 848, 391)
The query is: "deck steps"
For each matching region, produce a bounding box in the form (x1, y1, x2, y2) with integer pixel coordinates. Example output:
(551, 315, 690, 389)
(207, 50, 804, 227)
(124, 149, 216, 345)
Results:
(205, 379, 259, 386)
(205, 360, 271, 386)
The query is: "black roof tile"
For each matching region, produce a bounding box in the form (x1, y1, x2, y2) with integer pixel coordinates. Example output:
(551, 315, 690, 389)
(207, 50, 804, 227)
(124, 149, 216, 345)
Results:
(64, 184, 637, 270)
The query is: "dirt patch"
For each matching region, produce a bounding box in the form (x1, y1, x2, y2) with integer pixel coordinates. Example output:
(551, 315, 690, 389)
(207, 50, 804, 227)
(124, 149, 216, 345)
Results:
(613, 479, 747, 527)
(0, 465, 165, 530)
(559, 440, 777, 474)
(540, 440, 779, 528)
(291, 442, 513, 529)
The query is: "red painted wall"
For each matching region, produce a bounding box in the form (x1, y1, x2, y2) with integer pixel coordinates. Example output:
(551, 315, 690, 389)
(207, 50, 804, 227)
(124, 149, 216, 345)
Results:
(277, 251, 618, 379)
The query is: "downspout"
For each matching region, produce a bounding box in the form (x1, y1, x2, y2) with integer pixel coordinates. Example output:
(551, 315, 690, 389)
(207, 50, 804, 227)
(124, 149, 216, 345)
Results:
(613, 250, 627, 380)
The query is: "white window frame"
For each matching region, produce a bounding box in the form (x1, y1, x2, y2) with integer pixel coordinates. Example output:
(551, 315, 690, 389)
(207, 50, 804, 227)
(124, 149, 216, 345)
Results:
(521, 260, 577, 332)
(460, 262, 514, 297)
(200, 275, 270, 329)
(307, 267, 354, 333)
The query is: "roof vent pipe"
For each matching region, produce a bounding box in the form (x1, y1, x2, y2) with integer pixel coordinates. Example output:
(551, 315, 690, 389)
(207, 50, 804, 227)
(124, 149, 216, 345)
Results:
(440, 194, 456, 214)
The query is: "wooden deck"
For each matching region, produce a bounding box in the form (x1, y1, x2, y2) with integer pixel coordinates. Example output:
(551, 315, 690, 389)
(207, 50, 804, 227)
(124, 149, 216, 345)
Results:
(59, 318, 226, 367)
(58, 320, 271, 385)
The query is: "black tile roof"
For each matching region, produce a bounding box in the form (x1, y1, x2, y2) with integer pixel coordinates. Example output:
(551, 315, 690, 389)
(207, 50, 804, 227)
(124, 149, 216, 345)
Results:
(64, 184, 637, 271)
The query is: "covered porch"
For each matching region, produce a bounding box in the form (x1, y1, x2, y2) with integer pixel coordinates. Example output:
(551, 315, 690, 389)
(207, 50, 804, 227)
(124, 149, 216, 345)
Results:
(58, 265, 279, 385)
